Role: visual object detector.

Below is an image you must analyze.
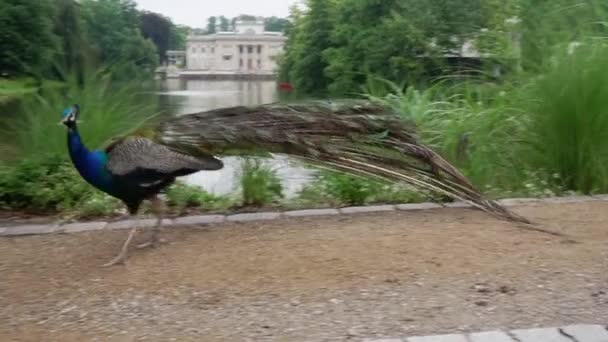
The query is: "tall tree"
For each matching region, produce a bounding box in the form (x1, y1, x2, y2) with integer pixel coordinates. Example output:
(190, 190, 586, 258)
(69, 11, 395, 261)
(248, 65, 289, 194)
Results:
(51, 0, 91, 80)
(280, 0, 498, 94)
(139, 11, 172, 64)
(219, 16, 230, 31)
(264, 16, 291, 32)
(206, 16, 217, 34)
(170, 25, 189, 50)
(0, 0, 57, 77)
(281, 0, 334, 94)
(80, 0, 157, 77)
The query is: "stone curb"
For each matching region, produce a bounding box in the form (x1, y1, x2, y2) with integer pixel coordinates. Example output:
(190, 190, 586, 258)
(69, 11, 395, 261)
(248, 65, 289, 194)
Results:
(340, 205, 395, 214)
(173, 215, 226, 226)
(284, 208, 340, 217)
(363, 323, 608, 342)
(1, 194, 606, 238)
(227, 212, 282, 222)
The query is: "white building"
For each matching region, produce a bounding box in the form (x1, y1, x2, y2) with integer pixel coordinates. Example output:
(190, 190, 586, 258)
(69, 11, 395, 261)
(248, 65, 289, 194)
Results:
(184, 19, 287, 77)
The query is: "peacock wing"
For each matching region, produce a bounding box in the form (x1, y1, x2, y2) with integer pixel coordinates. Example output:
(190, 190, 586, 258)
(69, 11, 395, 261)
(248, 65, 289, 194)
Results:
(105, 137, 223, 183)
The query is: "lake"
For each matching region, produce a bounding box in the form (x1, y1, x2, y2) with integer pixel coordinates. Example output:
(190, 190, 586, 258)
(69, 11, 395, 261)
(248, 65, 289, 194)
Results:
(157, 79, 316, 198)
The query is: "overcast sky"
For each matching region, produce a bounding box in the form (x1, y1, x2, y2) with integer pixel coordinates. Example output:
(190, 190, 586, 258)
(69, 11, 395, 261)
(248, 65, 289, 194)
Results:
(134, 0, 300, 28)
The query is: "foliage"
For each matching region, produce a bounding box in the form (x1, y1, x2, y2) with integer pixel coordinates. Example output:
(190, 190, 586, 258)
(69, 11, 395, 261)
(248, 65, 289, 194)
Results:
(219, 16, 231, 31)
(1, 0, 186, 80)
(280, 0, 507, 94)
(318, 172, 375, 206)
(140, 11, 174, 64)
(0, 78, 39, 102)
(0, 0, 57, 77)
(207, 16, 217, 34)
(519, 43, 608, 193)
(79, 0, 157, 78)
(297, 171, 428, 207)
(0, 156, 121, 216)
(239, 158, 284, 206)
(519, 0, 608, 71)
(0, 67, 158, 162)
(165, 181, 233, 213)
(51, 0, 91, 81)
(264, 16, 292, 32)
(279, 0, 335, 94)
(366, 39, 608, 196)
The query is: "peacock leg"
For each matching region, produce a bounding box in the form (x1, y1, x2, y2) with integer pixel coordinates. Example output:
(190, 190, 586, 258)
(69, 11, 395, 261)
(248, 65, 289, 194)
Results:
(102, 226, 138, 267)
(137, 196, 167, 249)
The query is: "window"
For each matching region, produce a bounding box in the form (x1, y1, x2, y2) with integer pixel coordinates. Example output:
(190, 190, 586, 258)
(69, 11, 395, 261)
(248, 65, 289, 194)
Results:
(201, 47, 206, 53)
(247, 45, 253, 54)
(257, 59, 261, 68)
(223, 55, 232, 61)
(239, 45, 243, 53)
(257, 45, 262, 54)
(239, 59, 243, 67)
(248, 59, 252, 68)
(191, 47, 196, 53)
(211, 47, 215, 53)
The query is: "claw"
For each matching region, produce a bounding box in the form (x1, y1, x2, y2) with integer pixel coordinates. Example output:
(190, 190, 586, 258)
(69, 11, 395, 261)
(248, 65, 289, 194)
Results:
(101, 227, 138, 267)
(101, 253, 127, 267)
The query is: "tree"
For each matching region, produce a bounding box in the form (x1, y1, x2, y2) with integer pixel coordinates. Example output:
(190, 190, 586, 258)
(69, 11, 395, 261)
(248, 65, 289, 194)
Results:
(170, 25, 190, 50)
(280, 0, 335, 94)
(0, 0, 57, 77)
(219, 16, 230, 31)
(80, 0, 157, 77)
(140, 11, 173, 64)
(51, 0, 91, 81)
(279, 0, 502, 94)
(264, 16, 292, 32)
(207, 16, 217, 34)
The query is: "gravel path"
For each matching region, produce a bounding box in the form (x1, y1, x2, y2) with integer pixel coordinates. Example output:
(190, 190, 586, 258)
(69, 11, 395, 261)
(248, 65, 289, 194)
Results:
(1, 202, 607, 341)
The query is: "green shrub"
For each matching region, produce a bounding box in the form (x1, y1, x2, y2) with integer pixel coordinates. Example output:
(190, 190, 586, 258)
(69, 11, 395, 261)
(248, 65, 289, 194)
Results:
(0, 156, 121, 215)
(319, 172, 375, 206)
(165, 181, 233, 213)
(239, 158, 284, 206)
(297, 170, 429, 207)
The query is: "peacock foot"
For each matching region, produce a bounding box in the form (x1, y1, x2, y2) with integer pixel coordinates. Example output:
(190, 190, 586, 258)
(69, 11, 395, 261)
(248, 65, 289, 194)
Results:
(136, 234, 167, 249)
(101, 250, 128, 267)
(101, 227, 137, 267)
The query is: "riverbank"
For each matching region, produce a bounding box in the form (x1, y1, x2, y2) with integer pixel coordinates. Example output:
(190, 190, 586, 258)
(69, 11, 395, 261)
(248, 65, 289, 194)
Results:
(1, 200, 607, 341)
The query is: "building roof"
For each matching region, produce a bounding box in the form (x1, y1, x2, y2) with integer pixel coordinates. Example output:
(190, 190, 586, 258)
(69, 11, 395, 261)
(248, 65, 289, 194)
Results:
(187, 33, 286, 43)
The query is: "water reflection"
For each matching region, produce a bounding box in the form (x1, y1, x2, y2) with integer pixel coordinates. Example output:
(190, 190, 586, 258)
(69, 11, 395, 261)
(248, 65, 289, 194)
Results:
(159, 79, 279, 114)
(157, 79, 315, 198)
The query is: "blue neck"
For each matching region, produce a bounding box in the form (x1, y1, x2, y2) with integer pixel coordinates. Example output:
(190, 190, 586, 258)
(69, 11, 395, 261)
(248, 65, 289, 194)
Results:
(67, 127, 113, 193)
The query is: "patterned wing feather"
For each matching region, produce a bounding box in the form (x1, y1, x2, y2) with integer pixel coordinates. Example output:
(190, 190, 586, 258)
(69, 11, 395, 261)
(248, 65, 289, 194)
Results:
(105, 137, 223, 178)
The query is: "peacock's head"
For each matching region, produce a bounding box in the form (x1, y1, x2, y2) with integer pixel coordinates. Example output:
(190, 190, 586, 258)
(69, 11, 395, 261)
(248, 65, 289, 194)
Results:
(61, 105, 79, 128)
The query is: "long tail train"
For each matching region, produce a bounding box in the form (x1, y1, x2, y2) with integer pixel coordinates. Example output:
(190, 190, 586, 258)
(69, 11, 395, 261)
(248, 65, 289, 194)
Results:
(153, 100, 530, 224)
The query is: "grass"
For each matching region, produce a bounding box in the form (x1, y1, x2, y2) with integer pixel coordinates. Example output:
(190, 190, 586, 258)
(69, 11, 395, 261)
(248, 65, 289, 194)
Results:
(239, 158, 284, 207)
(165, 181, 234, 214)
(520, 43, 608, 194)
(363, 41, 608, 197)
(295, 170, 429, 207)
(0, 69, 159, 163)
(0, 78, 38, 103)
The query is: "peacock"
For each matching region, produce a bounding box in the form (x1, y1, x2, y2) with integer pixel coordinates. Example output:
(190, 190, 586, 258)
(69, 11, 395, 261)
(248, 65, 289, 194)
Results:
(61, 101, 529, 267)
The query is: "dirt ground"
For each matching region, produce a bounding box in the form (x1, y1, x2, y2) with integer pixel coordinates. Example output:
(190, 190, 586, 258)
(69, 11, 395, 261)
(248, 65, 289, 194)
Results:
(0, 202, 607, 342)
